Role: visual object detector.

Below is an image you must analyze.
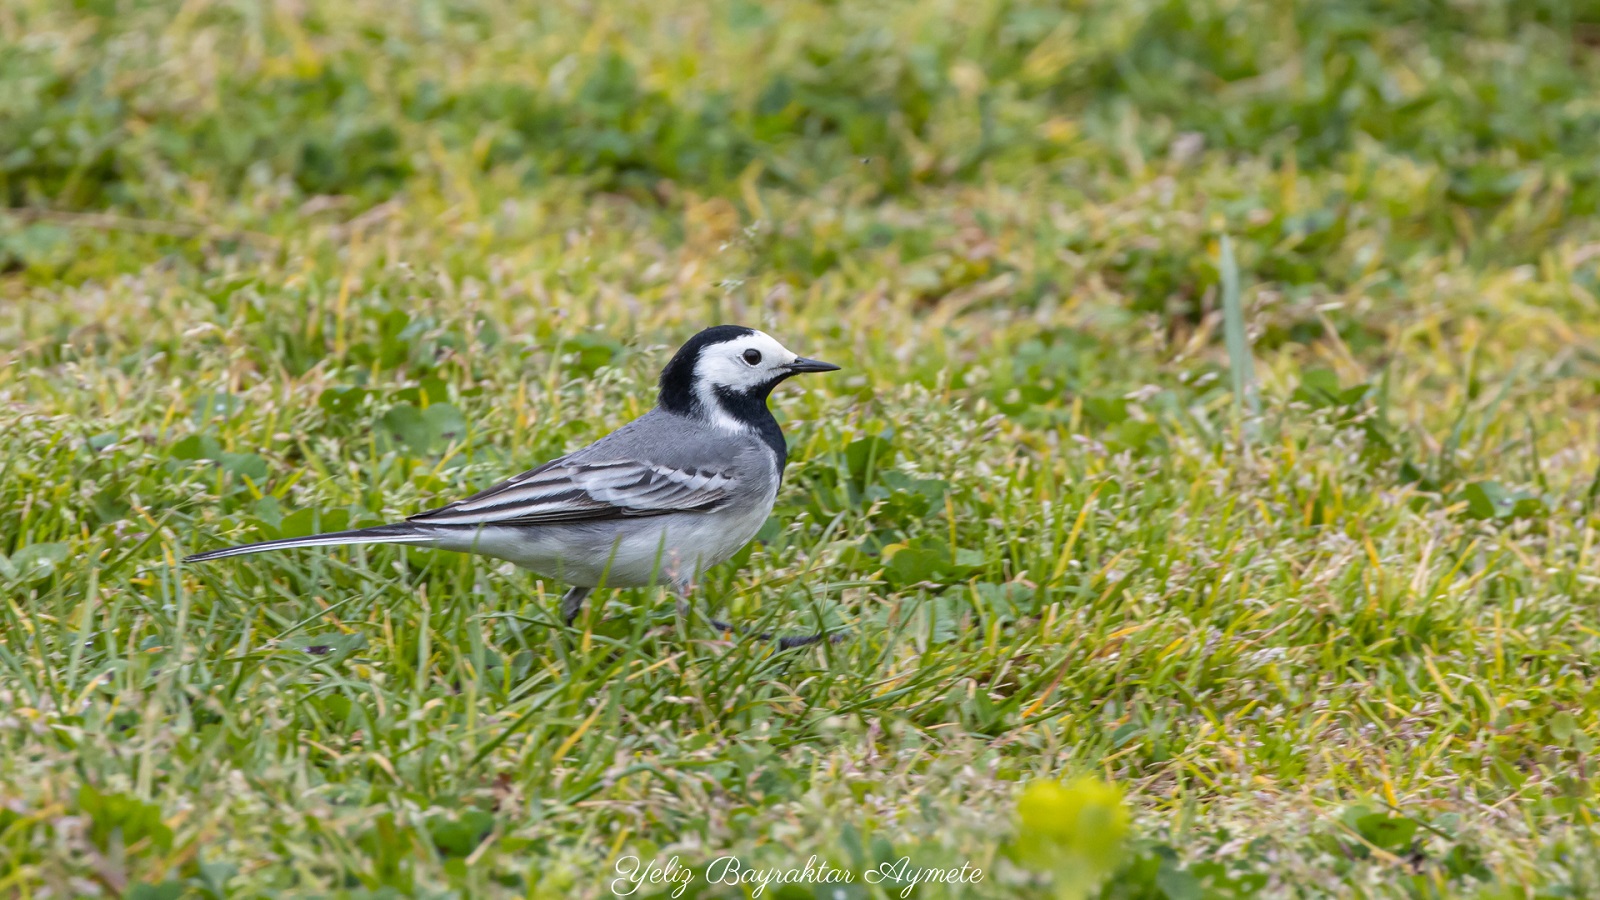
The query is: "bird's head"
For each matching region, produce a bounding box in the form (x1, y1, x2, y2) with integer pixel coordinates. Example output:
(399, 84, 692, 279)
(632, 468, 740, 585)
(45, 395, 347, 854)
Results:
(657, 325, 839, 428)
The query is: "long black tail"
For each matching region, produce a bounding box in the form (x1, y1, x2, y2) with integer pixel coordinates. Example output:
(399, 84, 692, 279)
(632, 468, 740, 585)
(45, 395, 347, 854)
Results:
(183, 523, 434, 563)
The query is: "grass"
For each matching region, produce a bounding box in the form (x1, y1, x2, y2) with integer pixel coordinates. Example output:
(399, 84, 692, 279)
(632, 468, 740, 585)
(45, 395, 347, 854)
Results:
(5, 0, 1600, 896)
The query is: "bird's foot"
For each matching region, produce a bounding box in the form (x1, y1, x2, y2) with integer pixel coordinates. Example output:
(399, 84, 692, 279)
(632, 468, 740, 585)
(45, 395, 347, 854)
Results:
(687, 603, 842, 649)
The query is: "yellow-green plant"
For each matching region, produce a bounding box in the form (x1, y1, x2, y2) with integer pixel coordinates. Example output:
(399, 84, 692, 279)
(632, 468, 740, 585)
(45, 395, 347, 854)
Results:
(1012, 777, 1131, 899)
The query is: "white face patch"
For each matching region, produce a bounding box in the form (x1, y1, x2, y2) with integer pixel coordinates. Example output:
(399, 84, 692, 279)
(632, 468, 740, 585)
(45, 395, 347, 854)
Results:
(692, 330, 800, 431)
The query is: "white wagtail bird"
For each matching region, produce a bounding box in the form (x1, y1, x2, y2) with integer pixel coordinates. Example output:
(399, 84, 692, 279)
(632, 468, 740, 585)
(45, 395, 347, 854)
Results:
(184, 325, 841, 647)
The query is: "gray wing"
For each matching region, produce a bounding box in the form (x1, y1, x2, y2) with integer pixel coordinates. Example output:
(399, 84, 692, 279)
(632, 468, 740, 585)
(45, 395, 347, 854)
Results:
(406, 411, 755, 527)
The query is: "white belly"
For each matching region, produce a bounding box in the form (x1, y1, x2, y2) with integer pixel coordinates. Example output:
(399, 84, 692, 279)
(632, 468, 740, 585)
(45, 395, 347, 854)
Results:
(431, 497, 775, 588)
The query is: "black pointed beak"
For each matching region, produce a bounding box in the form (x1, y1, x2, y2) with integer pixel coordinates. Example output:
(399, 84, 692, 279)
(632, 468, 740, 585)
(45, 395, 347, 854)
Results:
(786, 356, 841, 374)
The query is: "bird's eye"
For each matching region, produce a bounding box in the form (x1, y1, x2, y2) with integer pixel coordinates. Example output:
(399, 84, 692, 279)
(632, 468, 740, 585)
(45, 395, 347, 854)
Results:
(742, 349, 763, 366)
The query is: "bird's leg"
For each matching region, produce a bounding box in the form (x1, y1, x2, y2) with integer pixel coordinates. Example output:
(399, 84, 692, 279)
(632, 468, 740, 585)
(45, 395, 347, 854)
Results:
(560, 586, 593, 626)
(670, 579, 739, 634)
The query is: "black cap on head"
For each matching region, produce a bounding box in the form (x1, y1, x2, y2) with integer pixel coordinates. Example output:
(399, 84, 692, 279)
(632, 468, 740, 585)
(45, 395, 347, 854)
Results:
(657, 325, 756, 414)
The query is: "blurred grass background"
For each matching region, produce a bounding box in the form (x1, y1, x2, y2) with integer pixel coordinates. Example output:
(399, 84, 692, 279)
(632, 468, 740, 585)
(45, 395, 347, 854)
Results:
(7, 0, 1600, 897)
